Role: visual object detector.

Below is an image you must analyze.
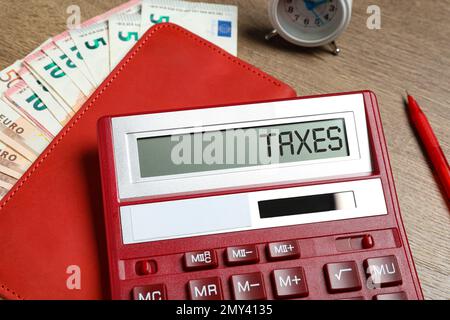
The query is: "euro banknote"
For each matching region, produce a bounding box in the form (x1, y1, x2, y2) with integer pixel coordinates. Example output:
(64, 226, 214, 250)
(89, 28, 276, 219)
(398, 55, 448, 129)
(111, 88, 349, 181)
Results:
(140, 0, 238, 55)
(0, 0, 237, 198)
(109, 13, 141, 69)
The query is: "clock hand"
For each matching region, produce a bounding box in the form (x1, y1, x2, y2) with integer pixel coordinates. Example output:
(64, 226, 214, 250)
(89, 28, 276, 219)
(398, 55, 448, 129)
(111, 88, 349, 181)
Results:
(311, 8, 325, 25)
(304, 0, 328, 11)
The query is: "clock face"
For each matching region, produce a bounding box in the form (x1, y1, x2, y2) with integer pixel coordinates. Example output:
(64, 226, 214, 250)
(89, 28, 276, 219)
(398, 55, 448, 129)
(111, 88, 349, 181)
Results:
(270, 0, 351, 47)
(284, 0, 339, 29)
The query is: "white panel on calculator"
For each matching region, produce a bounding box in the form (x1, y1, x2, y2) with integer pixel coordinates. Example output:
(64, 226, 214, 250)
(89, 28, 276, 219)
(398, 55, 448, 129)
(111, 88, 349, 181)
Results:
(112, 93, 371, 200)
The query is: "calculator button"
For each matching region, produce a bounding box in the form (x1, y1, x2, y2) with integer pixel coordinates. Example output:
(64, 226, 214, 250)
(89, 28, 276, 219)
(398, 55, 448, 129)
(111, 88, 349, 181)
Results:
(272, 267, 308, 299)
(184, 250, 218, 271)
(188, 277, 223, 300)
(374, 292, 408, 300)
(226, 245, 259, 266)
(132, 284, 167, 300)
(231, 272, 266, 300)
(364, 256, 402, 288)
(267, 240, 300, 261)
(324, 261, 362, 293)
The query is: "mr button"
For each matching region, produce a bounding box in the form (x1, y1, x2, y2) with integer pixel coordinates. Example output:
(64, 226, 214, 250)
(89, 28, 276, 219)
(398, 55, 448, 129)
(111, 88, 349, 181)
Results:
(184, 250, 218, 271)
(188, 277, 223, 300)
(267, 241, 301, 261)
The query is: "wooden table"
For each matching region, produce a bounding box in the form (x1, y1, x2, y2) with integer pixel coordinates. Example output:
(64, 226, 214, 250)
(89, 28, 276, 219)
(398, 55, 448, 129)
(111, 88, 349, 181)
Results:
(0, 0, 448, 300)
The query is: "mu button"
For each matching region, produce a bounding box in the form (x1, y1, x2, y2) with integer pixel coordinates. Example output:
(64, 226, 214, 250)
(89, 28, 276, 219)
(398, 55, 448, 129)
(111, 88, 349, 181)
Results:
(272, 267, 309, 299)
(364, 255, 402, 288)
(231, 272, 266, 300)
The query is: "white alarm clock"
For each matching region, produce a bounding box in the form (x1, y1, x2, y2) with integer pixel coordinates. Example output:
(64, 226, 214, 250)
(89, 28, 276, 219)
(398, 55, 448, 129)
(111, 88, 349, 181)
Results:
(267, 0, 353, 54)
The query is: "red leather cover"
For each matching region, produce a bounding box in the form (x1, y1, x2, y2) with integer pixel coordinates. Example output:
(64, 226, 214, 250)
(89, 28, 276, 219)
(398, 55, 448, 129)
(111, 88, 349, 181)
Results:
(0, 23, 296, 300)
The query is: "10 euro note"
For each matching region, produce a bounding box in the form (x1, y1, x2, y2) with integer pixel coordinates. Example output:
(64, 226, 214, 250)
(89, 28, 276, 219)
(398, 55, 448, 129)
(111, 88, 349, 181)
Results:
(140, 0, 238, 55)
(42, 40, 95, 98)
(24, 50, 87, 113)
(4, 80, 62, 138)
(18, 65, 73, 125)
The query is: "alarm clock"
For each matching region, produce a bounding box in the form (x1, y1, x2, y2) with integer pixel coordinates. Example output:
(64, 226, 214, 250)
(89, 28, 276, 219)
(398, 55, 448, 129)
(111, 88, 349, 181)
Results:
(98, 91, 423, 300)
(266, 0, 353, 54)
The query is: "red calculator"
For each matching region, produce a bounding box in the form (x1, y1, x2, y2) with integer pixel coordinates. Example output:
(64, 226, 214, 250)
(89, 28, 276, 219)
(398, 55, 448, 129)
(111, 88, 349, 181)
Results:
(98, 91, 423, 300)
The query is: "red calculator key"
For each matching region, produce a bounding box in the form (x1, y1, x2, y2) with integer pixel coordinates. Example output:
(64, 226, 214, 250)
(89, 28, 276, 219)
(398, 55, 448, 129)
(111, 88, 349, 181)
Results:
(132, 284, 167, 300)
(225, 245, 259, 266)
(267, 240, 300, 261)
(184, 249, 218, 271)
(188, 277, 223, 300)
(374, 292, 408, 300)
(272, 267, 308, 299)
(231, 272, 266, 300)
(364, 256, 402, 288)
(324, 261, 362, 293)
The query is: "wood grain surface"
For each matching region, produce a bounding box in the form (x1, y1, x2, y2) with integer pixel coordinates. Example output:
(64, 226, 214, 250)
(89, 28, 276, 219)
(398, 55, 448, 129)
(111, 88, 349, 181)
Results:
(0, 0, 448, 300)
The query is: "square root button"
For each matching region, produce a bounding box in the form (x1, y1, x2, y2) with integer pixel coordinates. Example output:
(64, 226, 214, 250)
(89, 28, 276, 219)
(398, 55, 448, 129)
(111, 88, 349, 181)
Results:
(324, 261, 362, 293)
(272, 267, 308, 299)
(231, 272, 266, 300)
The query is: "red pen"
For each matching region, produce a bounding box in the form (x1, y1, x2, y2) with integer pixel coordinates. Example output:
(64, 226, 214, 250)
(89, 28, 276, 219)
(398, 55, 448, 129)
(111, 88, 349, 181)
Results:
(406, 93, 450, 202)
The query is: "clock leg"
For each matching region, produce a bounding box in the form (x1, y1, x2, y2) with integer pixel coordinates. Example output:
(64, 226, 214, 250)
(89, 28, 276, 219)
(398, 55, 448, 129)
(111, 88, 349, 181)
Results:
(265, 29, 278, 41)
(330, 41, 341, 55)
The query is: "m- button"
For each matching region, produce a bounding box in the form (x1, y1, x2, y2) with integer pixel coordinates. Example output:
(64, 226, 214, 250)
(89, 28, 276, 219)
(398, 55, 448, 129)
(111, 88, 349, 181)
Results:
(184, 249, 218, 271)
(231, 272, 266, 300)
(272, 267, 309, 299)
(226, 245, 259, 266)
(267, 240, 300, 261)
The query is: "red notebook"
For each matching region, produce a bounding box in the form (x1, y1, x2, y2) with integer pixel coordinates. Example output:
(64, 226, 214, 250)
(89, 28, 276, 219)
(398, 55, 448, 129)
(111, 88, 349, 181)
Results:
(0, 23, 296, 300)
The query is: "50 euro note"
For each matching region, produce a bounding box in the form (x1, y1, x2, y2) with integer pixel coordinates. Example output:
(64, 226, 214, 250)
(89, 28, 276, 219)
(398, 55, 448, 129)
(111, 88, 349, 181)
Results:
(0, 99, 50, 162)
(140, 0, 238, 56)
(0, 62, 51, 161)
(0, 170, 18, 199)
(109, 13, 141, 70)
(0, 139, 32, 180)
(69, 0, 142, 86)
(4, 80, 62, 138)
(24, 50, 87, 114)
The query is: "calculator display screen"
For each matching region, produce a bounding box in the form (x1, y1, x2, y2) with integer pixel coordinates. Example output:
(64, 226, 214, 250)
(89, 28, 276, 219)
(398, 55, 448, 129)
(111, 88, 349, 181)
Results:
(137, 118, 349, 178)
